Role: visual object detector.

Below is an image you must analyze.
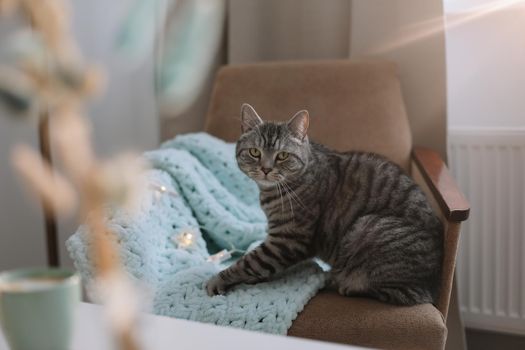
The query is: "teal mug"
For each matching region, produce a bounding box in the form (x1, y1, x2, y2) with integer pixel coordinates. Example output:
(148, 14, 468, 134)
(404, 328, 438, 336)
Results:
(0, 268, 81, 350)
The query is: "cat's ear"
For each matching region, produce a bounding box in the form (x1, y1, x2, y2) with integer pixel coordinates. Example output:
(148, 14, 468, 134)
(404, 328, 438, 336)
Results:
(241, 103, 263, 134)
(287, 110, 309, 141)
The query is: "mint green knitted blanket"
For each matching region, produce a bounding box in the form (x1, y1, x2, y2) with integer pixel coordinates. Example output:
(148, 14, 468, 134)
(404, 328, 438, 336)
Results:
(66, 133, 326, 334)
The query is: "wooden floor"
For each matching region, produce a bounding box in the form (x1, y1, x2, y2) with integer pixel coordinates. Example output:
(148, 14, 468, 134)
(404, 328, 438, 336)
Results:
(466, 329, 525, 350)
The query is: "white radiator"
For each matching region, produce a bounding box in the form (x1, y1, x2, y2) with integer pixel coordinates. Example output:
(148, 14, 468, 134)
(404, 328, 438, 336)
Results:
(448, 127, 525, 335)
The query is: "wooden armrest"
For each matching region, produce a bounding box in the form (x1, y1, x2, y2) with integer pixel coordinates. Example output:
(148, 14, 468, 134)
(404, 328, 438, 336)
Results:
(412, 147, 470, 222)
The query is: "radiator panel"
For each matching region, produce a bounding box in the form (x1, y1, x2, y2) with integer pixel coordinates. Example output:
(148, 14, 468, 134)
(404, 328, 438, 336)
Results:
(448, 128, 525, 335)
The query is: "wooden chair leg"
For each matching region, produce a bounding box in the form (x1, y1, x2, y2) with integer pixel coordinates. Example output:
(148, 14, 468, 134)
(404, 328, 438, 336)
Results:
(38, 113, 60, 267)
(445, 274, 467, 350)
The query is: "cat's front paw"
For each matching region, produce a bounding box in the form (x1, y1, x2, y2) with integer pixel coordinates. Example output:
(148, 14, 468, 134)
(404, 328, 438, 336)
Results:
(205, 274, 230, 296)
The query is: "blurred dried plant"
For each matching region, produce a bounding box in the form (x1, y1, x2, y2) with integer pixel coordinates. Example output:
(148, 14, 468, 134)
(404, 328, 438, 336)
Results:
(0, 1, 146, 349)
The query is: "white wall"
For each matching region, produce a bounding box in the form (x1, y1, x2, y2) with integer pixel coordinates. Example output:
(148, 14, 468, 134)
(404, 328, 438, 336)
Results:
(444, 0, 525, 128)
(0, 1, 159, 270)
(350, 0, 448, 157)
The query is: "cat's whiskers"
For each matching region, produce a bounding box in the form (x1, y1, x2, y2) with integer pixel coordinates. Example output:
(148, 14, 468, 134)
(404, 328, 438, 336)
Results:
(277, 176, 310, 213)
(279, 181, 295, 221)
(277, 176, 305, 222)
(281, 182, 305, 208)
(275, 182, 285, 213)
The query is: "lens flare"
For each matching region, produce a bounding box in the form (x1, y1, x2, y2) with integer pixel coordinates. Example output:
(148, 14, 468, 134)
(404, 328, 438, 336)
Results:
(363, 0, 525, 55)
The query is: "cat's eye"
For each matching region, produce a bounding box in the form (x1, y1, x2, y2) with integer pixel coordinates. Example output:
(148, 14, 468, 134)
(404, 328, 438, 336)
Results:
(276, 152, 289, 161)
(249, 148, 261, 158)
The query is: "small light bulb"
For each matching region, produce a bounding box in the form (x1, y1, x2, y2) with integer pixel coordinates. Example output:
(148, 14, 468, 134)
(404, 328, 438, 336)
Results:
(182, 232, 193, 244)
(207, 249, 232, 264)
(172, 227, 200, 249)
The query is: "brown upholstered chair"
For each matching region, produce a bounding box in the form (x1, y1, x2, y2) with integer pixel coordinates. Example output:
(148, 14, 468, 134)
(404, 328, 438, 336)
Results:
(203, 60, 470, 350)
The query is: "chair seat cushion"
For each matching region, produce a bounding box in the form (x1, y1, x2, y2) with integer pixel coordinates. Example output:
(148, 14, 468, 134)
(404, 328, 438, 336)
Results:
(288, 290, 446, 350)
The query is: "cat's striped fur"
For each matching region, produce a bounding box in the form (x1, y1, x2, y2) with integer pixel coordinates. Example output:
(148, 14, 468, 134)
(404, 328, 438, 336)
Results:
(205, 104, 443, 306)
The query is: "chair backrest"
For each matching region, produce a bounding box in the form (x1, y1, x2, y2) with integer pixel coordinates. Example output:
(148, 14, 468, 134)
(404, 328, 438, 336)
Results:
(204, 60, 412, 170)
(204, 60, 459, 318)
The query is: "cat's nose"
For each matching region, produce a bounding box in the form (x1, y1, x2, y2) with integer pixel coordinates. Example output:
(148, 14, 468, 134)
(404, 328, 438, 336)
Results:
(261, 167, 272, 175)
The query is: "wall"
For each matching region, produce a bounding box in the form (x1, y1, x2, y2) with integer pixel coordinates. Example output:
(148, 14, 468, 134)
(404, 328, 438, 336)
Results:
(0, 0, 159, 270)
(350, 0, 448, 158)
(444, 0, 525, 129)
(228, 0, 351, 63)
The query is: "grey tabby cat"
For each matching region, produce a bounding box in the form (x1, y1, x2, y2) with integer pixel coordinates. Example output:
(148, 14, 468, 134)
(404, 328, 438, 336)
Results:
(206, 104, 443, 305)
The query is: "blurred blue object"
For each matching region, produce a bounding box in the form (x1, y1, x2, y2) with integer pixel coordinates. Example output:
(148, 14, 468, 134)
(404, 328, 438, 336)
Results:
(115, 0, 169, 60)
(0, 31, 91, 118)
(116, 0, 225, 116)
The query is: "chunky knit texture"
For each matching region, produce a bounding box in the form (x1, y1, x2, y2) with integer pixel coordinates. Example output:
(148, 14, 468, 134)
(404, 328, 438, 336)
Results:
(66, 133, 326, 334)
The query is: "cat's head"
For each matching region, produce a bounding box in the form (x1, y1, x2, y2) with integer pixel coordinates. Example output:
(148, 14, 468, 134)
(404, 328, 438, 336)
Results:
(235, 103, 310, 187)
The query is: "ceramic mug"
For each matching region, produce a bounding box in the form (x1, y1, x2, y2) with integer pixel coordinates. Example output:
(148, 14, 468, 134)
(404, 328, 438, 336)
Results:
(0, 268, 81, 350)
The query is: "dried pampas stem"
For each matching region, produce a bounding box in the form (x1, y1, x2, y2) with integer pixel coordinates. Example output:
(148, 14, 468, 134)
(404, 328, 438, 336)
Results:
(21, 0, 77, 59)
(2, 1, 144, 349)
(0, 0, 17, 15)
(11, 144, 77, 214)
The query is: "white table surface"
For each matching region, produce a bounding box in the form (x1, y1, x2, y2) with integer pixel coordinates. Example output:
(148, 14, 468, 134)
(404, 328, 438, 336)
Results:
(0, 302, 365, 349)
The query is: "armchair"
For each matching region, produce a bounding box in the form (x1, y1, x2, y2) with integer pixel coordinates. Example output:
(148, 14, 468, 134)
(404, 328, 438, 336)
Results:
(203, 60, 469, 350)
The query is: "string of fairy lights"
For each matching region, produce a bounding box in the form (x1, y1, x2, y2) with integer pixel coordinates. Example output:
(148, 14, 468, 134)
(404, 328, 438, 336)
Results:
(150, 182, 245, 264)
